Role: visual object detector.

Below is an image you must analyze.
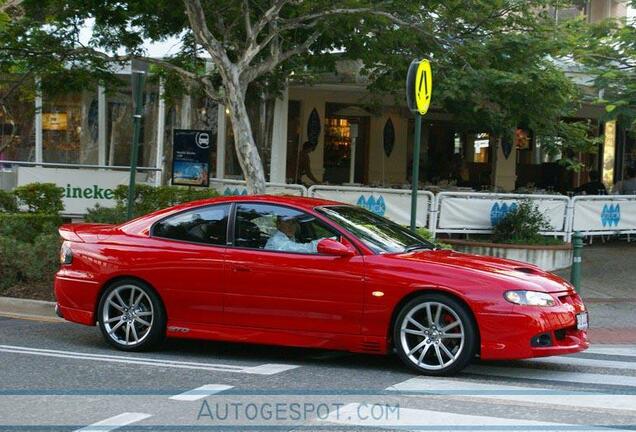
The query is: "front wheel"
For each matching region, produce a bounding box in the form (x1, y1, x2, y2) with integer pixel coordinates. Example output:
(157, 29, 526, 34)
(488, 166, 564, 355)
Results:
(97, 279, 166, 351)
(393, 293, 477, 376)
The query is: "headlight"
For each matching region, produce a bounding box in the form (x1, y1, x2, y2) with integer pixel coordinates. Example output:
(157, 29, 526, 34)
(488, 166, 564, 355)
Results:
(60, 243, 73, 265)
(504, 290, 555, 307)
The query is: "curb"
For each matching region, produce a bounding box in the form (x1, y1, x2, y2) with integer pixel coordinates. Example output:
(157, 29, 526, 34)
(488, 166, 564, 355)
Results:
(0, 296, 63, 323)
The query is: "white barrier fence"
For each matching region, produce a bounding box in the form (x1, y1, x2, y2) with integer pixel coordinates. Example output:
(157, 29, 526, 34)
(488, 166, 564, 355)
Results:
(308, 185, 435, 228)
(433, 192, 571, 238)
(570, 195, 636, 238)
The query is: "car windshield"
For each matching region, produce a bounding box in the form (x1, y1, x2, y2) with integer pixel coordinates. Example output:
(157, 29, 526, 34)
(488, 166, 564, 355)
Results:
(317, 205, 435, 254)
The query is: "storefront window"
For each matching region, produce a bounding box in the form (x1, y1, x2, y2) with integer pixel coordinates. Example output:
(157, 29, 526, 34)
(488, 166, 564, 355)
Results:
(473, 133, 490, 163)
(105, 77, 160, 168)
(42, 91, 98, 164)
(0, 78, 35, 163)
(324, 103, 370, 184)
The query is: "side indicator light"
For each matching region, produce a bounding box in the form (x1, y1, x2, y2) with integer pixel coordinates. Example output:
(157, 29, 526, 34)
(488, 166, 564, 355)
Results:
(372, 291, 384, 297)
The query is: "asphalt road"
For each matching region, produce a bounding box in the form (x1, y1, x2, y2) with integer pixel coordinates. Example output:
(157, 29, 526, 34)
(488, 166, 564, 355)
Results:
(1, 316, 636, 431)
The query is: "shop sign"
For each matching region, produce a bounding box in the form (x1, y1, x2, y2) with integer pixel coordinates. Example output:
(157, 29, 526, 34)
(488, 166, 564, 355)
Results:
(172, 129, 213, 187)
(42, 113, 68, 130)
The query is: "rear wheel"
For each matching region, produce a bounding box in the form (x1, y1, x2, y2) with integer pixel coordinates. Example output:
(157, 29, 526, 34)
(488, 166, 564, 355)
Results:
(97, 279, 165, 351)
(393, 293, 477, 376)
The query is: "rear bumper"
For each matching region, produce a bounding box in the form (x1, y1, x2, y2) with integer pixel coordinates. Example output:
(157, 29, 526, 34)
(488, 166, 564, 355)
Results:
(54, 272, 99, 326)
(479, 293, 589, 360)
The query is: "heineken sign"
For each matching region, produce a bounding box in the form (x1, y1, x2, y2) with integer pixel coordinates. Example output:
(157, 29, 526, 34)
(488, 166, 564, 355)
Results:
(17, 167, 146, 215)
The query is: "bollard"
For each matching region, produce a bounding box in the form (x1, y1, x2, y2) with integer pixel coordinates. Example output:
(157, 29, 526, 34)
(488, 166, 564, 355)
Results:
(570, 231, 583, 292)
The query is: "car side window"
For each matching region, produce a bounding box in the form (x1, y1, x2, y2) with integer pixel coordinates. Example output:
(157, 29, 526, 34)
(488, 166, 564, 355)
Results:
(153, 205, 230, 246)
(234, 203, 338, 253)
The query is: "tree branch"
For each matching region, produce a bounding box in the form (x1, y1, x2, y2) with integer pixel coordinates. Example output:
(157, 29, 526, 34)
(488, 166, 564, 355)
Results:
(182, 0, 232, 71)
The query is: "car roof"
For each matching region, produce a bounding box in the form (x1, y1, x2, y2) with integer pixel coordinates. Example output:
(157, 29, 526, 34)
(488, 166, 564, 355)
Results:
(183, 194, 345, 211)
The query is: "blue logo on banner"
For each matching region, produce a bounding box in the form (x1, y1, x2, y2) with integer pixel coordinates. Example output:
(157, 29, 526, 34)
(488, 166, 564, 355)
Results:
(223, 187, 248, 196)
(357, 195, 386, 216)
(601, 203, 620, 227)
(490, 202, 518, 225)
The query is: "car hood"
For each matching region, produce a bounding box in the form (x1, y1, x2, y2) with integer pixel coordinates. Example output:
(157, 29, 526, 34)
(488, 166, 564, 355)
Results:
(395, 249, 573, 293)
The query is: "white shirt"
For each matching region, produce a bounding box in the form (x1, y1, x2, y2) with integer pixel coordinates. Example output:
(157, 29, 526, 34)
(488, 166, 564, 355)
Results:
(264, 230, 318, 253)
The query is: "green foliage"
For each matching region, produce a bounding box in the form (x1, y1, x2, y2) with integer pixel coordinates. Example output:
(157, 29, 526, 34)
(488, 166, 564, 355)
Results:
(84, 204, 127, 225)
(0, 232, 60, 291)
(0, 189, 17, 212)
(572, 10, 636, 131)
(491, 200, 552, 245)
(13, 183, 64, 214)
(0, 212, 61, 242)
(415, 227, 452, 250)
(85, 184, 220, 223)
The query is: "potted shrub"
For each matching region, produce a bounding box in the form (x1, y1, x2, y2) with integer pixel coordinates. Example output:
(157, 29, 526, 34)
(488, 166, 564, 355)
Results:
(443, 200, 573, 271)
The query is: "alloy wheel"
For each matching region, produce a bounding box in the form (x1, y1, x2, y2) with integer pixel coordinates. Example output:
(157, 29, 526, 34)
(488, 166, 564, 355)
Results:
(399, 301, 465, 371)
(101, 284, 154, 346)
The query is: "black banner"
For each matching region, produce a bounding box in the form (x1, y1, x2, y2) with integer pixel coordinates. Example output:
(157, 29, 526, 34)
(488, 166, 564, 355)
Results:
(171, 129, 213, 187)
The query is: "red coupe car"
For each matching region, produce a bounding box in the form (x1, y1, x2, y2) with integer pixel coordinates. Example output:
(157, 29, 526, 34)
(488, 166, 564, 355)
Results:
(55, 195, 589, 375)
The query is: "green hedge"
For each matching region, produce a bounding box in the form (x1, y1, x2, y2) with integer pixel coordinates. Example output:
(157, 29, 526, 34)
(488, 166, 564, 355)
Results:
(13, 183, 64, 214)
(0, 213, 62, 243)
(0, 233, 60, 291)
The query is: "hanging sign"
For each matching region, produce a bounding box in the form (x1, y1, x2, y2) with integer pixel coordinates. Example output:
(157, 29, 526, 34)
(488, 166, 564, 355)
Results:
(171, 129, 213, 187)
(383, 118, 395, 157)
(406, 59, 433, 115)
(307, 108, 321, 149)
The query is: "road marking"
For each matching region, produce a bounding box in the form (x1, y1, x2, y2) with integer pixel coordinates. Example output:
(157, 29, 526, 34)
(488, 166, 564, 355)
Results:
(75, 413, 151, 432)
(170, 384, 233, 401)
(524, 355, 636, 371)
(0, 345, 298, 375)
(387, 377, 636, 412)
(586, 346, 636, 357)
(322, 403, 618, 431)
(465, 365, 636, 387)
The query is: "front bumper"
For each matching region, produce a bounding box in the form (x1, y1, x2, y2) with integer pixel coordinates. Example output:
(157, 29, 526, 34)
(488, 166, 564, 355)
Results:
(479, 291, 589, 360)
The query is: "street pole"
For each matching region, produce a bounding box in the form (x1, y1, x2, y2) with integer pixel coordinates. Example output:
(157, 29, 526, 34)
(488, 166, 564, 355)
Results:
(410, 114, 422, 232)
(570, 231, 583, 292)
(127, 70, 146, 220)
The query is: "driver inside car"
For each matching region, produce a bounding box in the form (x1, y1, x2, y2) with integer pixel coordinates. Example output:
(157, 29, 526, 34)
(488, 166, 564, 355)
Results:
(264, 215, 321, 253)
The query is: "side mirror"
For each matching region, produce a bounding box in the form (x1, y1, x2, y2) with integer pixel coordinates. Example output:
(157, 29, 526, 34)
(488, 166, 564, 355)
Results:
(317, 238, 355, 257)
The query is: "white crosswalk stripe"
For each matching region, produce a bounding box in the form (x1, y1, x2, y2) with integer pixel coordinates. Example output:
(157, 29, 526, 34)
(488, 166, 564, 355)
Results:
(586, 346, 636, 357)
(318, 349, 636, 432)
(464, 364, 636, 387)
(323, 403, 633, 431)
(387, 377, 636, 412)
(169, 384, 233, 401)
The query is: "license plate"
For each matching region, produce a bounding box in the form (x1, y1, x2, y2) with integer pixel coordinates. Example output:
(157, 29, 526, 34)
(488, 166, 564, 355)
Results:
(576, 312, 589, 330)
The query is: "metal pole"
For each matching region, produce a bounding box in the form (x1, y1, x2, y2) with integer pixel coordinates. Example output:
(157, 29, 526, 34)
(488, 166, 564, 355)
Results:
(34, 76, 43, 165)
(410, 114, 422, 231)
(570, 231, 583, 292)
(127, 70, 145, 220)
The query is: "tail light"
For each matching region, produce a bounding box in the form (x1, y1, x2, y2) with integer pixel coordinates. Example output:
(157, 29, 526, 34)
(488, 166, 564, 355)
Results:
(60, 242, 73, 265)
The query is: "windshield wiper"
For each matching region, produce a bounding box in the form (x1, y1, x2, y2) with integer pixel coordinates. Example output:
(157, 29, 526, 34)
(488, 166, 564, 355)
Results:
(404, 244, 433, 252)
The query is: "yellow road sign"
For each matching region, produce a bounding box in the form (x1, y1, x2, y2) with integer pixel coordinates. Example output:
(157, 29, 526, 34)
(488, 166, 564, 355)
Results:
(414, 60, 432, 115)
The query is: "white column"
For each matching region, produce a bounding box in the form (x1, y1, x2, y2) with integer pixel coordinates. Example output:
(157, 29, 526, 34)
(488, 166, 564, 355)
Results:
(348, 124, 359, 184)
(97, 85, 107, 166)
(181, 94, 192, 128)
(34, 77, 43, 164)
(216, 105, 226, 179)
(269, 87, 289, 183)
(155, 78, 166, 186)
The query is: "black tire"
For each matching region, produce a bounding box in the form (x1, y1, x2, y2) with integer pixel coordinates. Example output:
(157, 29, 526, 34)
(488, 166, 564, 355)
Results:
(97, 278, 166, 351)
(393, 293, 477, 376)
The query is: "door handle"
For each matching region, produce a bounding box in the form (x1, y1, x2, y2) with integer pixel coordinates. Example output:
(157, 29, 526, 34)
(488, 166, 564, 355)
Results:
(232, 265, 251, 273)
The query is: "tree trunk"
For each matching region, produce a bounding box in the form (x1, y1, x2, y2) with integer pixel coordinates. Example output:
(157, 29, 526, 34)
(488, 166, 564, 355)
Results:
(221, 72, 267, 194)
